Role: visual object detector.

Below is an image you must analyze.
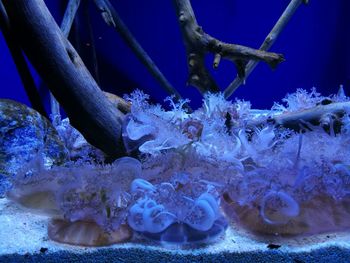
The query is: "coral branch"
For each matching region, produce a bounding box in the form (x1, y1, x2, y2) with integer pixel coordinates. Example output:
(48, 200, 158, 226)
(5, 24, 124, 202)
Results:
(93, 0, 183, 101)
(173, 0, 285, 95)
(224, 0, 308, 99)
(0, 0, 47, 118)
(2, 0, 125, 157)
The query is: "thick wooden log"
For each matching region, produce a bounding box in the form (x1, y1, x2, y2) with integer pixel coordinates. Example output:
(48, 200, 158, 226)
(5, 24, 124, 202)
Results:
(2, 0, 125, 157)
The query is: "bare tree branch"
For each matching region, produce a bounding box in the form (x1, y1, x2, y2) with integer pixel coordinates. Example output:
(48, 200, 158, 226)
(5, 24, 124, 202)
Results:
(247, 87, 348, 133)
(2, 0, 125, 157)
(173, 0, 285, 95)
(82, 0, 100, 85)
(50, 0, 82, 126)
(270, 101, 348, 133)
(0, 0, 47, 118)
(93, 0, 183, 101)
(224, 0, 309, 99)
(60, 0, 81, 37)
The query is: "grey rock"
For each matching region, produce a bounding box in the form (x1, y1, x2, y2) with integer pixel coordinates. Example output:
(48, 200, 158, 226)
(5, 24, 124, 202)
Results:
(0, 99, 68, 196)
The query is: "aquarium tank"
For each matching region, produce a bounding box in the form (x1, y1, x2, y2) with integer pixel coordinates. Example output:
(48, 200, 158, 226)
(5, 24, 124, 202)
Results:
(0, 0, 350, 262)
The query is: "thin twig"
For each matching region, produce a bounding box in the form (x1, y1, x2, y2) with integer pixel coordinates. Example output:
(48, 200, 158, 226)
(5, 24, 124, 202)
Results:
(60, 0, 81, 37)
(224, 0, 308, 99)
(82, 0, 100, 84)
(50, 0, 82, 126)
(0, 0, 48, 118)
(173, 0, 285, 95)
(93, 0, 183, 101)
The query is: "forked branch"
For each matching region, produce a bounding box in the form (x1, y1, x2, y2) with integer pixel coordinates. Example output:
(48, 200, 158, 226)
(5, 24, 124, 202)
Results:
(224, 0, 309, 99)
(50, 0, 82, 126)
(173, 0, 285, 95)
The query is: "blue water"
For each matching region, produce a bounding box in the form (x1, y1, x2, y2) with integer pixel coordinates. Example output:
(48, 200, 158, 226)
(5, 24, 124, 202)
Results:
(0, 0, 349, 109)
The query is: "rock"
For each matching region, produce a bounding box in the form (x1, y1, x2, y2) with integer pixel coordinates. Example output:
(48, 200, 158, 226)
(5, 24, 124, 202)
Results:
(0, 173, 11, 199)
(0, 99, 68, 196)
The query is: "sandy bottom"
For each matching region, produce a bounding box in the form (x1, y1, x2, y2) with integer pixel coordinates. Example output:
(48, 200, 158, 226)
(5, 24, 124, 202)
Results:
(1, 197, 350, 262)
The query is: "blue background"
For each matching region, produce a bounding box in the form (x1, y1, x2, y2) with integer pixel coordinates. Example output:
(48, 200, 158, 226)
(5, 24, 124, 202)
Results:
(0, 0, 349, 111)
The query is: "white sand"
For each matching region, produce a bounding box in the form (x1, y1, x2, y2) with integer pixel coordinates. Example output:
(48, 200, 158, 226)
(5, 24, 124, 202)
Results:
(1, 197, 350, 262)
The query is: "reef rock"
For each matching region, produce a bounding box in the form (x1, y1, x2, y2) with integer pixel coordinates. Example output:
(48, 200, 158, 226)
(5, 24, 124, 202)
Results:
(0, 99, 68, 196)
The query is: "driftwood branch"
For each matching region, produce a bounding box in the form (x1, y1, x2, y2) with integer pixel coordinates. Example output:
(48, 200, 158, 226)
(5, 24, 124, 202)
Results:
(0, 0, 47, 118)
(173, 0, 285, 95)
(60, 0, 81, 37)
(82, 1, 100, 85)
(2, 0, 125, 157)
(93, 0, 183, 101)
(247, 85, 348, 133)
(270, 101, 349, 133)
(50, 0, 82, 126)
(224, 0, 308, 99)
